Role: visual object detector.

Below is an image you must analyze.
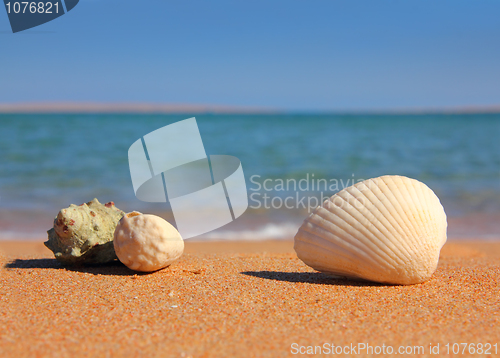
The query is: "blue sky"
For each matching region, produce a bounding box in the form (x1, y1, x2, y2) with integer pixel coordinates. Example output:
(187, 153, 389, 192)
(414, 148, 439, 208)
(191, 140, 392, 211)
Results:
(1, 0, 499, 111)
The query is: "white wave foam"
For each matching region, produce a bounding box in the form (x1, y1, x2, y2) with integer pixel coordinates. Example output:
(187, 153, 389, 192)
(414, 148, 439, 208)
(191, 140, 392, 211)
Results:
(0, 230, 46, 241)
(193, 223, 298, 241)
(0, 223, 300, 242)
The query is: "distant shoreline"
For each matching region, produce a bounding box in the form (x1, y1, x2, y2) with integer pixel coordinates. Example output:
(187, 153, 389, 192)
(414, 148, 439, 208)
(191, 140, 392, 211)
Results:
(0, 102, 276, 114)
(0, 102, 500, 114)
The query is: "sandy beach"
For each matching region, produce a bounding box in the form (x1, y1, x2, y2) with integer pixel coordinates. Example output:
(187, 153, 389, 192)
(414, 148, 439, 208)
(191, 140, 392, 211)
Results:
(0, 239, 499, 357)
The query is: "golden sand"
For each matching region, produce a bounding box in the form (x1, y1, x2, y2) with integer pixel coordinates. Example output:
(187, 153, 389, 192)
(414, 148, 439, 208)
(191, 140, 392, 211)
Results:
(0, 240, 499, 357)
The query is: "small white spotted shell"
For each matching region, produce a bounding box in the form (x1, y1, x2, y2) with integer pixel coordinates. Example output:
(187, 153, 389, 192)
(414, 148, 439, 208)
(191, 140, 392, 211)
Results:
(114, 212, 184, 272)
(294, 175, 447, 285)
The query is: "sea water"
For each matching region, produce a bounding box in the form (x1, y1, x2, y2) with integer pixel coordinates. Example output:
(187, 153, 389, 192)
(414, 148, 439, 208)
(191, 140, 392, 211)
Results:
(1, 113, 499, 240)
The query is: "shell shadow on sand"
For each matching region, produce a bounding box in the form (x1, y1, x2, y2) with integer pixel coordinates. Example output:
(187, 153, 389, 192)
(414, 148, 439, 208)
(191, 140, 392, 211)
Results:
(241, 271, 385, 287)
(3, 258, 147, 276)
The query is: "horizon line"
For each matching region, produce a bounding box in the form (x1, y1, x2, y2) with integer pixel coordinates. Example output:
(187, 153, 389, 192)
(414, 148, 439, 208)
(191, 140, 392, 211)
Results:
(0, 101, 500, 115)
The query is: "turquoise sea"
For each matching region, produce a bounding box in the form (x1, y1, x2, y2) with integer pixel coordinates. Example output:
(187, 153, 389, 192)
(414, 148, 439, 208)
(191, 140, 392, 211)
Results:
(1, 113, 500, 240)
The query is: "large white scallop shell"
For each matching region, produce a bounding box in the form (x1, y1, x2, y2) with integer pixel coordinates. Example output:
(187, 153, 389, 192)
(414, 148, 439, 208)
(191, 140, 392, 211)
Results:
(294, 175, 447, 285)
